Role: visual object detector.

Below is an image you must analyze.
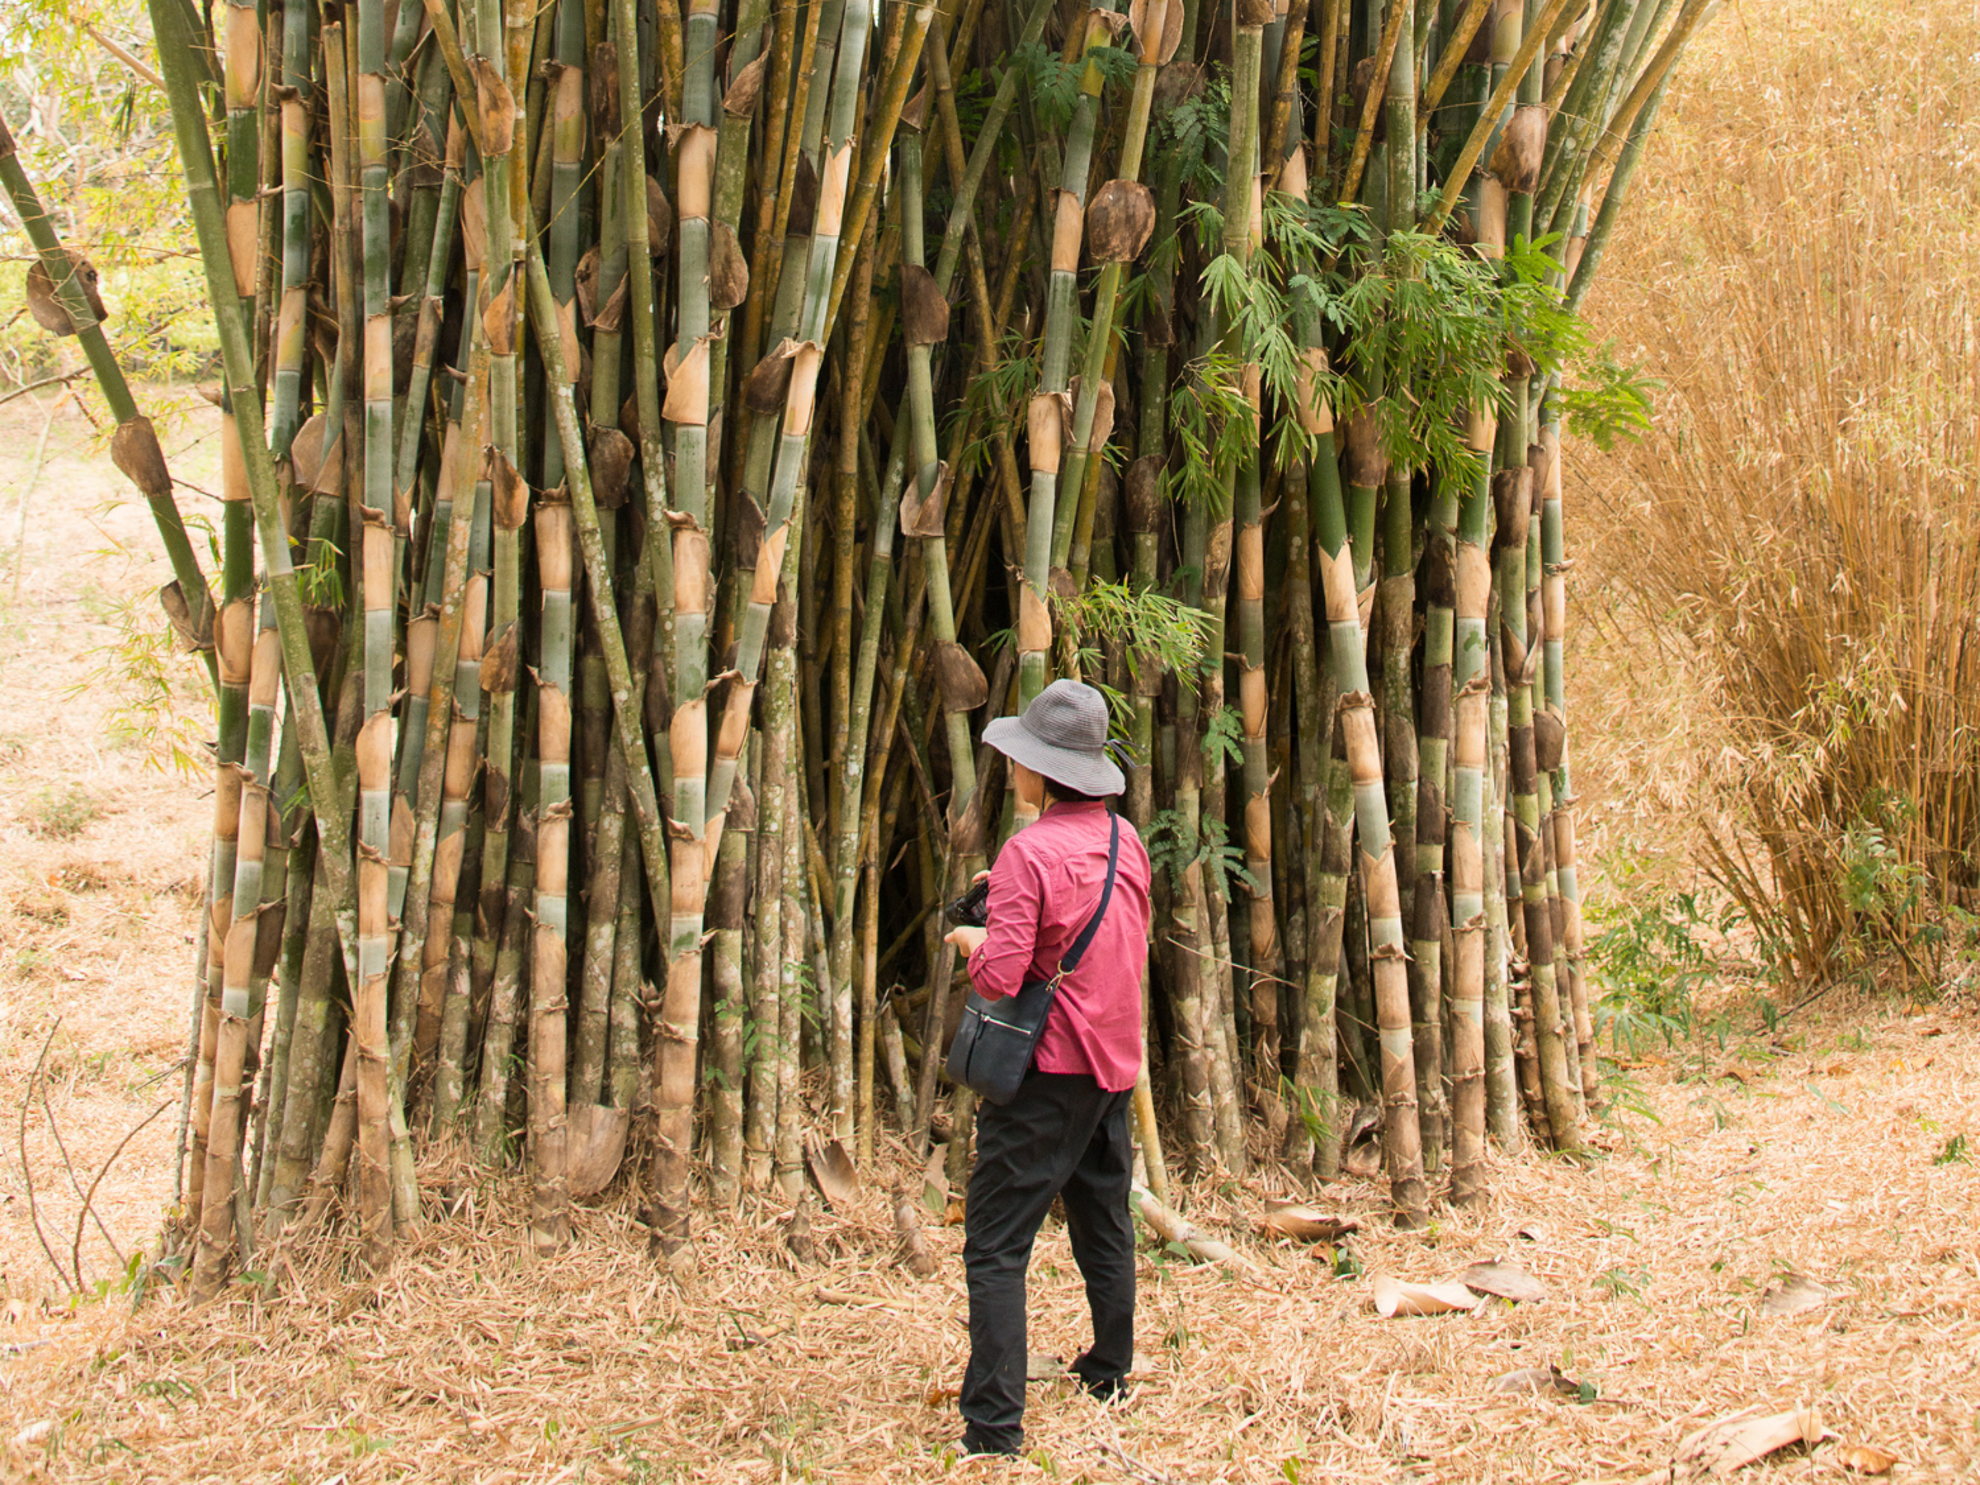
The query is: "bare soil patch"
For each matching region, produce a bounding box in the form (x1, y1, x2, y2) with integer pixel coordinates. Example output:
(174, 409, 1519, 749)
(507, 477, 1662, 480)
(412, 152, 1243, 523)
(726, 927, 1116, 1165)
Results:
(0, 385, 213, 1302)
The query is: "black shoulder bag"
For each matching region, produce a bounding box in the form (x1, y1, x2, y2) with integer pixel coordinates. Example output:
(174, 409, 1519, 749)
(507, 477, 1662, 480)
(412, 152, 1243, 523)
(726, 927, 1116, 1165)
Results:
(946, 814, 1120, 1106)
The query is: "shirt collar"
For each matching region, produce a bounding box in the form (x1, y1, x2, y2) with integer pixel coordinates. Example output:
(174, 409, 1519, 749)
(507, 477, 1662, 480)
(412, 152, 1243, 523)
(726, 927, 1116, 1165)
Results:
(1043, 800, 1108, 818)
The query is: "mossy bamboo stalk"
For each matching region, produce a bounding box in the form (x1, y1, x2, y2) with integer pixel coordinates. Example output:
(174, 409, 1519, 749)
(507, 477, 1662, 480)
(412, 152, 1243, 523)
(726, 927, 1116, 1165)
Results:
(748, 695, 786, 1191)
(1015, 1, 1119, 720)
(462, 0, 531, 1152)
(1447, 420, 1494, 1199)
(411, 395, 489, 1122)
(1479, 577, 1521, 1144)
(148, 0, 362, 1247)
(1499, 452, 1578, 1150)
(1314, 422, 1427, 1223)
(1051, 0, 1167, 569)
(1410, 487, 1453, 1179)
(192, 615, 282, 1297)
(1532, 0, 1633, 227)
(773, 650, 808, 1202)
(1417, 0, 1493, 136)
(1421, 0, 1575, 234)
(706, 0, 869, 831)
(898, 124, 979, 855)
(529, 487, 575, 1252)
(1338, 0, 1409, 205)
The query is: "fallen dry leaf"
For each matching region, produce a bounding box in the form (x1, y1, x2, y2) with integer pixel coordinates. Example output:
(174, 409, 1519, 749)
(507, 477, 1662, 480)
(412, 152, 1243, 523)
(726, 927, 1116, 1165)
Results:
(1834, 1442, 1898, 1475)
(1462, 1261, 1549, 1304)
(1372, 1274, 1483, 1317)
(12, 1420, 52, 1449)
(921, 1143, 948, 1217)
(1759, 1272, 1832, 1318)
(1516, 1223, 1549, 1243)
(1488, 1363, 1579, 1396)
(1258, 1202, 1361, 1243)
(804, 1134, 858, 1208)
(1675, 1407, 1824, 1478)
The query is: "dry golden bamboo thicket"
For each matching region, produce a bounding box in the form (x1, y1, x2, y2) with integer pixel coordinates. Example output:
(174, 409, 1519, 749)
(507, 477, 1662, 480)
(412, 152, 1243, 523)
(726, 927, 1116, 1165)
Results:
(0, 0, 1714, 1286)
(1581, 0, 1980, 983)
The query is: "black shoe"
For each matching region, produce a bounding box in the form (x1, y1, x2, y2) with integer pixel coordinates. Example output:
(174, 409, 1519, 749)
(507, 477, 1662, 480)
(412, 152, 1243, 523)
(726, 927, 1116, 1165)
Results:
(1071, 1351, 1127, 1402)
(956, 1431, 1020, 1458)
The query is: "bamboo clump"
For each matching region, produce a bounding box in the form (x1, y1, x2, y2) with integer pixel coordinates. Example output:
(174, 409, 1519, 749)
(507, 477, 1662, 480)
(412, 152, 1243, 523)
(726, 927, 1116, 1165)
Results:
(1, 0, 1712, 1286)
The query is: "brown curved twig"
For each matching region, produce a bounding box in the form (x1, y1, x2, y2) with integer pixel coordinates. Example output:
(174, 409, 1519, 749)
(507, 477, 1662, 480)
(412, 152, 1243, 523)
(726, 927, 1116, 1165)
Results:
(38, 1038, 123, 1281)
(18, 1020, 78, 1293)
(72, 1098, 173, 1294)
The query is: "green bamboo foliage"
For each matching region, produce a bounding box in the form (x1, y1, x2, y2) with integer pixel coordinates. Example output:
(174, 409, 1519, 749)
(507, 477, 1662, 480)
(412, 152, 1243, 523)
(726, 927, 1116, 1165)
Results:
(104, 0, 1708, 1283)
(1016, 3, 1118, 735)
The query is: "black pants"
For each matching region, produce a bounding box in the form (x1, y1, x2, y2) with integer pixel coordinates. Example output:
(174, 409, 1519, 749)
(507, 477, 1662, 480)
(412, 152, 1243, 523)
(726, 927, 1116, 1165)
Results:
(959, 1071, 1135, 1453)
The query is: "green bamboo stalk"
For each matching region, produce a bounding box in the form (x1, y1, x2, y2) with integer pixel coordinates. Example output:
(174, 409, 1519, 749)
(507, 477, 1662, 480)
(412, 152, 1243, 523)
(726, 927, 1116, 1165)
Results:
(146, 0, 361, 1252)
(1447, 407, 1495, 1200)
(347, 0, 404, 1264)
(1336, 0, 1408, 203)
(530, 482, 576, 1252)
(647, 0, 873, 1259)
(387, 121, 465, 933)
(269, 4, 313, 465)
(663, 0, 724, 931)
(1498, 446, 1577, 1149)
(1565, 58, 1673, 312)
(817, 0, 937, 341)
(1416, 0, 1494, 136)
(1314, 412, 1428, 1223)
(898, 127, 979, 847)
(705, 0, 866, 830)
(1536, 415, 1597, 1108)
(1422, 0, 1576, 234)
(748, 688, 786, 1192)
(1219, 0, 1284, 1141)
(1524, 456, 1580, 1109)
(252, 726, 310, 1209)
(192, 616, 282, 1297)
(1014, 1, 1119, 724)
(1052, 0, 1169, 570)
(1481, 639, 1522, 1146)
(1531, 0, 1635, 228)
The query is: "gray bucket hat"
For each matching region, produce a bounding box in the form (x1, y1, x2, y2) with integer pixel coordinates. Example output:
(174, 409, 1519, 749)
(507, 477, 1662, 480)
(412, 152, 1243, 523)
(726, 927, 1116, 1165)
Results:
(982, 679, 1126, 797)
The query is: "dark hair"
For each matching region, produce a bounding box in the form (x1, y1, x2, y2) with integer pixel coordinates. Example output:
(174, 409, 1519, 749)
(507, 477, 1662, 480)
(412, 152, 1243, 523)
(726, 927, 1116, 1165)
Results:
(1041, 779, 1110, 806)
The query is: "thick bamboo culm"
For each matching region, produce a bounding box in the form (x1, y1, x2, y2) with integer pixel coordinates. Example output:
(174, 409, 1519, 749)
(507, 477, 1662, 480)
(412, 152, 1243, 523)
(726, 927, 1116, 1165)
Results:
(31, 0, 1710, 1283)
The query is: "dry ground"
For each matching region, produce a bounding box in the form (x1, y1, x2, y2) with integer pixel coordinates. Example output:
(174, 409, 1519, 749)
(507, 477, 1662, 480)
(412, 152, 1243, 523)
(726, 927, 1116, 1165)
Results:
(0, 998, 1974, 1482)
(0, 384, 214, 1305)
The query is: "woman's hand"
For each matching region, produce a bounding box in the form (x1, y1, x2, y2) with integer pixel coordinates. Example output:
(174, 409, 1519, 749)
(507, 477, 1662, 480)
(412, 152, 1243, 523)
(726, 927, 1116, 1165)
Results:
(944, 869, 993, 956)
(944, 924, 988, 957)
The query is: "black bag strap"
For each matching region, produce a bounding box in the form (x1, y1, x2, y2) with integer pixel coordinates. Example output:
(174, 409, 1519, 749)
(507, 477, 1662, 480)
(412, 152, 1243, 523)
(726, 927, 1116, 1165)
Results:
(1056, 814, 1121, 977)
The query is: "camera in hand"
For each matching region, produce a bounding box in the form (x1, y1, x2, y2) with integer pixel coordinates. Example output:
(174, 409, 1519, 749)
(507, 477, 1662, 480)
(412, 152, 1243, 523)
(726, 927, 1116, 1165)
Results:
(946, 877, 990, 928)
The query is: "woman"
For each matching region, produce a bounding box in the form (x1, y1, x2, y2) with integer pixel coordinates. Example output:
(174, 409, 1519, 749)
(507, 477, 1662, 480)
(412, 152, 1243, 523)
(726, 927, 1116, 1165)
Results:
(942, 679, 1153, 1458)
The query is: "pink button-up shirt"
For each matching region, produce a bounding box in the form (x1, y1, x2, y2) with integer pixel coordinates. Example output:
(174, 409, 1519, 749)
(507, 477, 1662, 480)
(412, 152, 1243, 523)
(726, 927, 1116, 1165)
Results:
(965, 801, 1152, 1092)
